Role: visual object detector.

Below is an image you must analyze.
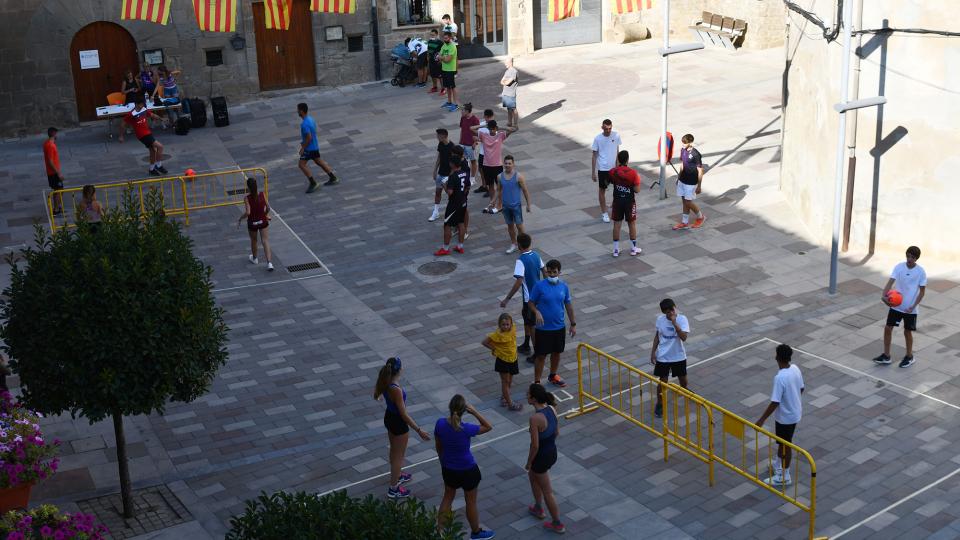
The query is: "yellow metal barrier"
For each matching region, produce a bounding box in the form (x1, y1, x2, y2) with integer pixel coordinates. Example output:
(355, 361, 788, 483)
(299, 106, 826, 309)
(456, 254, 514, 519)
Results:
(46, 167, 268, 231)
(566, 343, 715, 486)
(567, 343, 818, 540)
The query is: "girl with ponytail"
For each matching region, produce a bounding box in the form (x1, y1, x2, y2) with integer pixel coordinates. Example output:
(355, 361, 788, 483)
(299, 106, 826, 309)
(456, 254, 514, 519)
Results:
(373, 357, 429, 499)
(525, 383, 565, 534)
(434, 394, 495, 539)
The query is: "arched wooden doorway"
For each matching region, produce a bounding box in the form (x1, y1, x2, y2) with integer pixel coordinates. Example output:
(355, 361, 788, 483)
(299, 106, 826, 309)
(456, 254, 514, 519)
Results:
(70, 22, 139, 121)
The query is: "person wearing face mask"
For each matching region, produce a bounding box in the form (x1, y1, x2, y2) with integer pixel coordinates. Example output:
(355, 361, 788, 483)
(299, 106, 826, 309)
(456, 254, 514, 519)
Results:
(526, 259, 576, 388)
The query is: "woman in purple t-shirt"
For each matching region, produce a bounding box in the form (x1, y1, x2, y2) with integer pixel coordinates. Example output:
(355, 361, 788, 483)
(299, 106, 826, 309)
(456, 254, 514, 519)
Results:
(435, 394, 495, 539)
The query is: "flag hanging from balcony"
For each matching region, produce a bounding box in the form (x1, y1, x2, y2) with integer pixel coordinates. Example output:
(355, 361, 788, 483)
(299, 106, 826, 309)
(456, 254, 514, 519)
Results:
(311, 0, 356, 14)
(548, 0, 579, 22)
(193, 0, 237, 32)
(264, 0, 293, 29)
(612, 0, 654, 15)
(121, 0, 172, 25)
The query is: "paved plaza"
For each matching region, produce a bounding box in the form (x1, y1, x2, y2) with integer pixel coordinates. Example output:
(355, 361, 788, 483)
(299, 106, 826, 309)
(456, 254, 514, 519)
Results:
(2, 40, 960, 539)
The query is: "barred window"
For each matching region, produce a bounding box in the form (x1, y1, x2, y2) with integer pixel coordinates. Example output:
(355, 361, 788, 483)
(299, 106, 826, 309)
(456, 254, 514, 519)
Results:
(396, 0, 432, 25)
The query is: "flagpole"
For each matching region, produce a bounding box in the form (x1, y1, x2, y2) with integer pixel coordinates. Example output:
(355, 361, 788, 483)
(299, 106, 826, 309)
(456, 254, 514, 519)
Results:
(658, 0, 669, 200)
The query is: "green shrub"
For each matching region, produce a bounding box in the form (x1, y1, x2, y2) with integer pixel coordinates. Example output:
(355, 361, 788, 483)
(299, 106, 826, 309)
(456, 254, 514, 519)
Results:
(226, 490, 464, 540)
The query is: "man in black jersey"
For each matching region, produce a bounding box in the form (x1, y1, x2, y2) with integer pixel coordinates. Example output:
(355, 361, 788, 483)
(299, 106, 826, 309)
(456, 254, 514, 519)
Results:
(435, 146, 470, 256)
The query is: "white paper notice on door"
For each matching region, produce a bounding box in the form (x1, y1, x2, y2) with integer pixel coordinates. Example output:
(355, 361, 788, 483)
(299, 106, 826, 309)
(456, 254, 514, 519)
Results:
(79, 50, 100, 70)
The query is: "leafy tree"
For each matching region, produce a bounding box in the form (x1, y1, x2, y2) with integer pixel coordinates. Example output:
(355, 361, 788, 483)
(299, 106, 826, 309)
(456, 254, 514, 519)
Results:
(227, 490, 465, 540)
(0, 189, 228, 518)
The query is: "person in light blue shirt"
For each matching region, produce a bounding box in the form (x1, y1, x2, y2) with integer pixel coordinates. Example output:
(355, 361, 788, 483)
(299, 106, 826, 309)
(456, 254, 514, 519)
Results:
(297, 102, 340, 194)
(527, 259, 576, 388)
(649, 298, 690, 418)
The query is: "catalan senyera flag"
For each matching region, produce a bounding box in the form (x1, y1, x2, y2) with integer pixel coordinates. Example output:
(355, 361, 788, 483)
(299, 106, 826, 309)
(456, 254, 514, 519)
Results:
(121, 0, 172, 25)
(311, 0, 356, 14)
(193, 0, 237, 32)
(612, 0, 654, 15)
(548, 0, 579, 22)
(264, 0, 293, 30)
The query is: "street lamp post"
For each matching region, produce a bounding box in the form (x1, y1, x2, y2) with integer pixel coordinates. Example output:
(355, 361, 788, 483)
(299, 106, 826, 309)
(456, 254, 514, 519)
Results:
(658, 0, 704, 200)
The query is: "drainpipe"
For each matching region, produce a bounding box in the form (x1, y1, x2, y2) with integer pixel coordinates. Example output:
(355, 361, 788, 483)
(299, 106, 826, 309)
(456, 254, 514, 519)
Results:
(841, 0, 864, 252)
(371, 0, 382, 80)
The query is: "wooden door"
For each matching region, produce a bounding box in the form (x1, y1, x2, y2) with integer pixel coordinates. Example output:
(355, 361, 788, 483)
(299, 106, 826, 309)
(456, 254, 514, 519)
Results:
(253, 0, 317, 90)
(70, 22, 139, 121)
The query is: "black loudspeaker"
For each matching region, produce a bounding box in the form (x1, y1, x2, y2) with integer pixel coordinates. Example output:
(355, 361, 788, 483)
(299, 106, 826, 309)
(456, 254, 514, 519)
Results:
(189, 98, 207, 128)
(175, 116, 191, 135)
(211, 96, 229, 127)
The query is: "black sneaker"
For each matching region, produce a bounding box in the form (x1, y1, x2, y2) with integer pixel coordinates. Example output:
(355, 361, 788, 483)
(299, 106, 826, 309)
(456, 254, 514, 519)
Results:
(518, 343, 531, 354)
(149, 168, 160, 176)
(872, 353, 892, 365)
(157, 165, 168, 174)
(525, 355, 536, 364)
(899, 355, 915, 368)
(323, 176, 340, 186)
(474, 186, 488, 193)
(306, 181, 319, 194)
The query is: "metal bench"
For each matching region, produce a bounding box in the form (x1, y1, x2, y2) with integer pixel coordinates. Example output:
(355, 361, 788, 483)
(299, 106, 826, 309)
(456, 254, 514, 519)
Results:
(688, 11, 746, 50)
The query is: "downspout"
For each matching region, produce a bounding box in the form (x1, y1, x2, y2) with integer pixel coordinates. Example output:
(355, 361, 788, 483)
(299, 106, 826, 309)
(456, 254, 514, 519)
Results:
(371, 0, 382, 80)
(841, 0, 863, 251)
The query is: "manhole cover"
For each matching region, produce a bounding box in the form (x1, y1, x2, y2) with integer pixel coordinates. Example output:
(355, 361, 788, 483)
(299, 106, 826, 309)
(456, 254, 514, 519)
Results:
(419, 261, 457, 275)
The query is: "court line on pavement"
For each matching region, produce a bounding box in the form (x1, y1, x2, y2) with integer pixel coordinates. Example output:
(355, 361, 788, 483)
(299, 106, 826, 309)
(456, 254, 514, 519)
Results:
(316, 337, 769, 497)
(213, 274, 330, 293)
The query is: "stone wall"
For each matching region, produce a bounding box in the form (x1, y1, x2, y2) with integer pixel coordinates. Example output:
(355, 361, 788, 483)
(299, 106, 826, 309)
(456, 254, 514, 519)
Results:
(780, 0, 960, 262)
(639, 0, 785, 50)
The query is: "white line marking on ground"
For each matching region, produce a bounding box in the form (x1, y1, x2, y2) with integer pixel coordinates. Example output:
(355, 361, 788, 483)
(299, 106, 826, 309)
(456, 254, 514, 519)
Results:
(269, 209, 332, 276)
(830, 465, 960, 539)
(212, 274, 329, 293)
(317, 338, 769, 497)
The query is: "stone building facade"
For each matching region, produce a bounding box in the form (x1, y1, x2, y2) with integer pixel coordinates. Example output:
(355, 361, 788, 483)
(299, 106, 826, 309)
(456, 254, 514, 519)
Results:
(780, 0, 960, 263)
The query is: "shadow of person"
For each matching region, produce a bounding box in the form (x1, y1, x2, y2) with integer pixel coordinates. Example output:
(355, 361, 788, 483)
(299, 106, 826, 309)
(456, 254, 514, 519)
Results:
(708, 184, 749, 206)
(524, 99, 567, 124)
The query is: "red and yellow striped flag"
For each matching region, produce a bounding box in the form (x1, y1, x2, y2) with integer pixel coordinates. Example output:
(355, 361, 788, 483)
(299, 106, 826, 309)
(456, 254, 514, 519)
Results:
(121, 0, 172, 25)
(548, 0, 579, 22)
(193, 0, 237, 32)
(264, 0, 293, 30)
(311, 0, 356, 14)
(612, 0, 653, 15)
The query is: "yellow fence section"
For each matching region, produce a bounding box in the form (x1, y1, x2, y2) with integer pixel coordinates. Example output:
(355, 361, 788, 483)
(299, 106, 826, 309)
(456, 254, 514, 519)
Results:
(47, 168, 268, 231)
(566, 343, 819, 540)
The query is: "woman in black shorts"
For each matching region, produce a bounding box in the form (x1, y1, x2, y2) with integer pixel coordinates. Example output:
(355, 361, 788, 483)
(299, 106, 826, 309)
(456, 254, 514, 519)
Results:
(435, 394, 495, 540)
(374, 357, 430, 499)
(236, 177, 275, 271)
(525, 383, 565, 534)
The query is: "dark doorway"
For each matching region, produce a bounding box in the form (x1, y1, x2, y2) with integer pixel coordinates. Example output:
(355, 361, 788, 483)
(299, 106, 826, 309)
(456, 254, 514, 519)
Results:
(252, 0, 318, 90)
(70, 22, 140, 121)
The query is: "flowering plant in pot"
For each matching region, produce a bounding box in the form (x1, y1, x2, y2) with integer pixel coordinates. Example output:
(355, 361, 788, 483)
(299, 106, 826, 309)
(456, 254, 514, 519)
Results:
(0, 504, 109, 539)
(0, 391, 59, 511)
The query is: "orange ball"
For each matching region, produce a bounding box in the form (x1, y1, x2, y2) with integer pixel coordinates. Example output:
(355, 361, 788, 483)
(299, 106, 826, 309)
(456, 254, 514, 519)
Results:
(886, 290, 903, 307)
(184, 168, 196, 177)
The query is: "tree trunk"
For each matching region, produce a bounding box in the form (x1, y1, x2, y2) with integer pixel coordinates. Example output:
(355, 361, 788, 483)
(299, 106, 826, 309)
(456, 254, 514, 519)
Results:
(113, 410, 134, 519)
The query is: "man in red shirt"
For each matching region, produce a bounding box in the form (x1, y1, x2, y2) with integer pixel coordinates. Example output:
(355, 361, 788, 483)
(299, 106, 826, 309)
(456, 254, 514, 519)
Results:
(609, 150, 642, 257)
(124, 96, 167, 176)
(43, 127, 63, 215)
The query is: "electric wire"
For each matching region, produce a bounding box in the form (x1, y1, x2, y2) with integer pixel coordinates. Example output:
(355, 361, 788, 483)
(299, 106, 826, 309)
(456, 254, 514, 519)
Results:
(783, 1, 960, 41)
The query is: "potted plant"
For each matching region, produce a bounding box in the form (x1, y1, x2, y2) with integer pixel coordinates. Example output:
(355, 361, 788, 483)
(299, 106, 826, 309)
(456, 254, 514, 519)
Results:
(0, 504, 108, 539)
(0, 391, 59, 512)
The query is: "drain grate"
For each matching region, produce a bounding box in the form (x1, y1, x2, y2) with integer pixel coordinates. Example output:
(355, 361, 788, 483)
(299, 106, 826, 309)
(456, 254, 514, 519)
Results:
(226, 188, 247, 196)
(287, 261, 322, 273)
(418, 261, 457, 275)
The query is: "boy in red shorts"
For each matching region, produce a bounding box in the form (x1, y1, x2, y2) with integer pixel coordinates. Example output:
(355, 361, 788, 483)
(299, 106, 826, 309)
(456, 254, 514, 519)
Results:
(609, 150, 642, 256)
(124, 96, 166, 176)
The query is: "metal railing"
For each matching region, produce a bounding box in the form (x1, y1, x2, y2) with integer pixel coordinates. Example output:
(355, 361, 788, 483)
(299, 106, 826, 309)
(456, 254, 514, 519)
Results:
(566, 343, 818, 540)
(46, 167, 268, 231)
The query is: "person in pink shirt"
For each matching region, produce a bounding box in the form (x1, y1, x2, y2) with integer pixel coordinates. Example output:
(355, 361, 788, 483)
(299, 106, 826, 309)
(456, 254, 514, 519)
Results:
(471, 119, 517, 214)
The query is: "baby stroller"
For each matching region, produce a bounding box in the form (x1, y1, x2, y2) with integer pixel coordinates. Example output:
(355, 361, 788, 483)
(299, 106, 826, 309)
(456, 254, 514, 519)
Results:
(389, 42, 417, 87)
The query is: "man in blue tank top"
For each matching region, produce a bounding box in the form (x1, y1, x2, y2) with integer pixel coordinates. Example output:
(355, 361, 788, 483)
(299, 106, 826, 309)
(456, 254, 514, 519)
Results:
(496, 155, 532, 254)
(500, 232, 544, 360)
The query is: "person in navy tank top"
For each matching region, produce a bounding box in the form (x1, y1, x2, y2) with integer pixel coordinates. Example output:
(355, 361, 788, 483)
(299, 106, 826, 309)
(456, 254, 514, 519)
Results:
(525, 383, 565, 534)
(237, 177, 274, 271)
(435, 394, 495, 539)
(374, 357, 431, 499)
(500, 233, 545, 361)
(496, 155, 533, 254)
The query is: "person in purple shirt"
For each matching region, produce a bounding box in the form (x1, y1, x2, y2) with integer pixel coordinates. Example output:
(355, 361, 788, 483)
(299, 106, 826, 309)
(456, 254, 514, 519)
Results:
(672, 133, 705, 230)
(435, 394, 495, 540)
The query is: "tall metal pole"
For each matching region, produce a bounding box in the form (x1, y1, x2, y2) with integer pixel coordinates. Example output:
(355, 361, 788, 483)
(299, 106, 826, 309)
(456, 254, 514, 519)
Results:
(829, 0, 854, 294)
(371, 0, 382, 80)
(841, 0, 865, 252)
(658, 0, 670, 200)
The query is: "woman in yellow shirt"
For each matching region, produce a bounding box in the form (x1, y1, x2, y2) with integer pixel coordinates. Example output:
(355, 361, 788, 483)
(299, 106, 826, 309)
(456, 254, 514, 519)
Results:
(482, 313, 522, 411)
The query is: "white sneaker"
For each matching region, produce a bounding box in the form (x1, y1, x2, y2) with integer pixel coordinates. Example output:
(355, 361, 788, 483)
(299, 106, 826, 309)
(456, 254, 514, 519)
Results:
(248, 254, 258, 265)
(631, 246, 642, 256)
(267, 262, 275, 271)
(428, 209, 440, 222)
(764, 474, 792, 487)
(612, 249, 619, 257)
(601, 212, 610, 223)
(505, 245, 517, 254)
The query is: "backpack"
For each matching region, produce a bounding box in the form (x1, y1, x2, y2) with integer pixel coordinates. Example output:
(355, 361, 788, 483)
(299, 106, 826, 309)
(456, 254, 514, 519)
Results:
(175, 116, 191, 136)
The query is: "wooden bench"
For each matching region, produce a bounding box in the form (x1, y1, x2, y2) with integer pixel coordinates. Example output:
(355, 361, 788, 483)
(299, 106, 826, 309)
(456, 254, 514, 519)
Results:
(689, 11, 746, 50)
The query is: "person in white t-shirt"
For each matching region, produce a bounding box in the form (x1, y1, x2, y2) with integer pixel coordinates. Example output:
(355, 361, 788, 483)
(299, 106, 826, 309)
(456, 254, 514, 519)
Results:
(756, 344, 804, 487)
(591, 119, 621, 224)
(873, 245, 927, 368)
(649, 298, 689, 419)
(440, 14, 458, 38)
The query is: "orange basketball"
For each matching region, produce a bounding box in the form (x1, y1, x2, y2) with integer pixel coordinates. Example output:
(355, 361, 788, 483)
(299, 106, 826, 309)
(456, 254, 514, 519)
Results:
(886, 290, 903, 307)
(184, 168, 196, 178)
